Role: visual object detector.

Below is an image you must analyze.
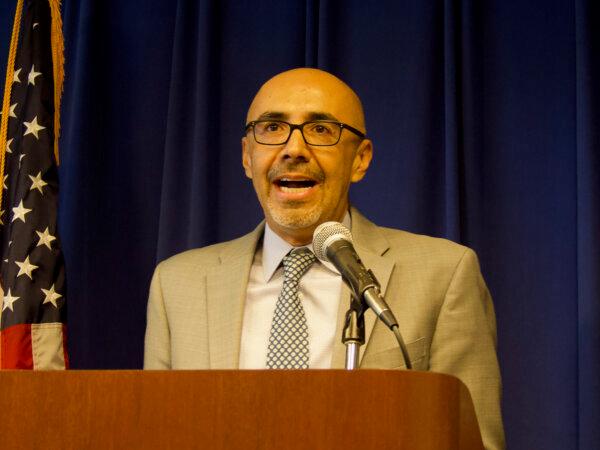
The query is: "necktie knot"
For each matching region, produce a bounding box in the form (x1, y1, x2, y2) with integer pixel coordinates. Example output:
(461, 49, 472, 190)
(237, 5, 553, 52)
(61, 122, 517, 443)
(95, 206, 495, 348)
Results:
(282, 248, 316, 283)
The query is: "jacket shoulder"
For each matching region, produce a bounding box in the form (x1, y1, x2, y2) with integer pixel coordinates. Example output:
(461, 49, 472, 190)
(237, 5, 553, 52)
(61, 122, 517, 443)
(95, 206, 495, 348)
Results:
(374, 226, 477, 273)
(156, 225, 263, 274)
(380, 226, 469, 253)
(161, 240, 231, 266)
(350, 207, 472, 262)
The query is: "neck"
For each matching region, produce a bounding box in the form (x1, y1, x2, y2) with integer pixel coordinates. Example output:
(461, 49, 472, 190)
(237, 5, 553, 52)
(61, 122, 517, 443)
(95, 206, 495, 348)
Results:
(271, 226, 314, 247)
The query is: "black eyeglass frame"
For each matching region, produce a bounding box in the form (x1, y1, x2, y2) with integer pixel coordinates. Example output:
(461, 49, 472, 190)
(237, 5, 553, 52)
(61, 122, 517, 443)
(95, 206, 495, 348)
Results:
(244, 120, 366, 146)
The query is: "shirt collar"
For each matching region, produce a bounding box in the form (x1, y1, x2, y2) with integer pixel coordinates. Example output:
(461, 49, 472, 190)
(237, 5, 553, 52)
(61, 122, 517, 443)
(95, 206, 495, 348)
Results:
(261, 211, 352, 282)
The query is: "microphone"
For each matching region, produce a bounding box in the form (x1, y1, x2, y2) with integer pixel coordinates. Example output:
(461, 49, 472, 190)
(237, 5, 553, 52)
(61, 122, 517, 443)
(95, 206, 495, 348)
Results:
(313, 221, 398, 330)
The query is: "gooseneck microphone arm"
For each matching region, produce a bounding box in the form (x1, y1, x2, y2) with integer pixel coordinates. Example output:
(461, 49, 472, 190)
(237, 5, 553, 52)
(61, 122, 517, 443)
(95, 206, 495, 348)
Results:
(313, 222, 412, 370)
(325, 239, 398, 329)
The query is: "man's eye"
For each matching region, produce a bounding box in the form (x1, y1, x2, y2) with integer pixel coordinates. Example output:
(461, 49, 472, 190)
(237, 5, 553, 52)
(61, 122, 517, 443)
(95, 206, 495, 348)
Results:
(264, 122, 283, 132)
(310, 123, 333, 134)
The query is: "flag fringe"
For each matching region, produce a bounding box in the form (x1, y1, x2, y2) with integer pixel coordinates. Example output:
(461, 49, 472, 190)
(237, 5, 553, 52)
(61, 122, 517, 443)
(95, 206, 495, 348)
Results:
(0, 0, 24, 216)
(48, 0, 64, 166)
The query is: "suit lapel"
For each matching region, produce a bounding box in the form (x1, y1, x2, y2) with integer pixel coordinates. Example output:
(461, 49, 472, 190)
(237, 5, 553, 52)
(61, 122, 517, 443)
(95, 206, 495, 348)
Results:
(331, 208, 395, 368)
(206, 223, 264, 369)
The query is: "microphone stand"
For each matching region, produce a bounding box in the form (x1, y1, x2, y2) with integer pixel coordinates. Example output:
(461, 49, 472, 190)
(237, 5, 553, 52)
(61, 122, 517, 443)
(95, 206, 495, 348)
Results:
(343, 299, 365, 370)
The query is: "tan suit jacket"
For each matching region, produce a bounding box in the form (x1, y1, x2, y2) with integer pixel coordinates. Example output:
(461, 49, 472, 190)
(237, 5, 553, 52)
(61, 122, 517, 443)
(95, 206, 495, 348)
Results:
(144, 208, 505, 450)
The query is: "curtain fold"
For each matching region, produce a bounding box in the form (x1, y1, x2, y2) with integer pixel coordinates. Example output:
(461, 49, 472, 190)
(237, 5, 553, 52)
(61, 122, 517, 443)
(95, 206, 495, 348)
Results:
(156, 0, 223, 259)
(576, 0, 600, 447)
(442, 0, 461, 240)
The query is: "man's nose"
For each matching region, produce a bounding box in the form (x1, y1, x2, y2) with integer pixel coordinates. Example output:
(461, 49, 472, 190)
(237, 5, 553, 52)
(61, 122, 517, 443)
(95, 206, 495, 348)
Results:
(281, 128, 311, 160)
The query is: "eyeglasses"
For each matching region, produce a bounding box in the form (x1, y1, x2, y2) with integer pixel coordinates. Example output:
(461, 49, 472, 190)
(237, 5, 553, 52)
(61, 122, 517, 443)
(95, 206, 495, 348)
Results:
(245, 120, 366, 146)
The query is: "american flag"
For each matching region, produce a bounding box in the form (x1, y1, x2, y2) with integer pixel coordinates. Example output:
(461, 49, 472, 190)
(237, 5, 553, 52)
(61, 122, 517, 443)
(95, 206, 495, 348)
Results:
(0, 0, 67, 369)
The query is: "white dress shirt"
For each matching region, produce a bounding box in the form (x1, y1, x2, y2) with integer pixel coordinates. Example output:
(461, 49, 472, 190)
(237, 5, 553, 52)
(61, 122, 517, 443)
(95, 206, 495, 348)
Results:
(239, 214, 351, 369)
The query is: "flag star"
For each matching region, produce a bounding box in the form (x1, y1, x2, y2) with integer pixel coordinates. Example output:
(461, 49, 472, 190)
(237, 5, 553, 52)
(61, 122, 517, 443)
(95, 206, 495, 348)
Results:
(36, 227, 56, 249)
(28, 64, 42, 85)
(13, 68, 21, 84)
(3, 289, 20, 311)
(12, 200, 32, 223)
(23, 116, 45, 139)
(42, 284, 62, 308)
(29, 172, 47, 194)
(19, 154, 26, 168)
(33, 22, 39, 29)
(8, 103, 17, 118)
(15, 255, 39, 280)
(6, 138, 13, 153)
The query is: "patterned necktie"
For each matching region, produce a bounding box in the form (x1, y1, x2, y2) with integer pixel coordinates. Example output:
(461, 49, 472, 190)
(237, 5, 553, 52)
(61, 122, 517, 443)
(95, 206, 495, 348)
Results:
(266, 248, 316, 369)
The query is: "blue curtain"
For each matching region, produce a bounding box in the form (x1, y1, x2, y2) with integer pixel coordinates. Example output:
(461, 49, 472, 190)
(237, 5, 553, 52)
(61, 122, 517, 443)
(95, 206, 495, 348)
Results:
(1, 0, 598, 448)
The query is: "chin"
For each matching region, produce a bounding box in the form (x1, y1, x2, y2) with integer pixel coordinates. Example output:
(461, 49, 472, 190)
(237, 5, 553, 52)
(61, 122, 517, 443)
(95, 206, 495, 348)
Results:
(267, 202, 323, 230)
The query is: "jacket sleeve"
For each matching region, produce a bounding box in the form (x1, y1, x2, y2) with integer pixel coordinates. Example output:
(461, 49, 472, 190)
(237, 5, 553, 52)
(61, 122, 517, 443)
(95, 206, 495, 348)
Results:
(429, 248, 505, 450)
(144, 263, 171, 369)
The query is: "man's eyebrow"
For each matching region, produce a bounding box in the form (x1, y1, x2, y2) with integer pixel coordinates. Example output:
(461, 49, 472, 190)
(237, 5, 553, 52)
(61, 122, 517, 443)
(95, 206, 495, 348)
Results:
(254, 111, 340, 122)
(256, 111, 287, 120)
(307, 112, 338, 121)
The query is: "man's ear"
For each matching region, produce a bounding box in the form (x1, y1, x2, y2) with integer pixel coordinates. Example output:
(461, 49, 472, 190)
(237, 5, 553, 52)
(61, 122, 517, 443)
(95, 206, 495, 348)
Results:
(350, 139, 373, 183)
(241, 137, 253, 179)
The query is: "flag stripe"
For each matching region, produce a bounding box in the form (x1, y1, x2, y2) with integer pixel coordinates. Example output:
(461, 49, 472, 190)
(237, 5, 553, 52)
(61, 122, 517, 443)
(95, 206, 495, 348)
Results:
(1, 323, 34, 369)
(61, 323, 69, 368)
(31, 322, 65, 369)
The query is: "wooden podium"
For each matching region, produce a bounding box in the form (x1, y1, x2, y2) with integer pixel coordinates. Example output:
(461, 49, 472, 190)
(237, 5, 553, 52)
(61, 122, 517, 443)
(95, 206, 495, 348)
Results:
(0, 370, 483, 449)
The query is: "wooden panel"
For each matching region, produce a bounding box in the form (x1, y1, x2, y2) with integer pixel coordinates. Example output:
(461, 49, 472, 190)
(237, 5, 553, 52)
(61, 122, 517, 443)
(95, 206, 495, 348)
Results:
(0, 370, 483, 450)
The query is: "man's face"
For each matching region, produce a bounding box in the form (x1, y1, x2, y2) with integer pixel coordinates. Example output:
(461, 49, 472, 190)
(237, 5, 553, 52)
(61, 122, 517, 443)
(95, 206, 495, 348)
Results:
(242, 69, 372, 246)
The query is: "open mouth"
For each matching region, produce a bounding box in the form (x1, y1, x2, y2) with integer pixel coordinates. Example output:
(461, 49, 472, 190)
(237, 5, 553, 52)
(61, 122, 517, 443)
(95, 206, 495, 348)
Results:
(274, 178, 318, 192)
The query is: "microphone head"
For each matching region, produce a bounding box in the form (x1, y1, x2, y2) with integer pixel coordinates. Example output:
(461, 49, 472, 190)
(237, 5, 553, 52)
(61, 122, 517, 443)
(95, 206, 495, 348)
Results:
(313, 221, 353, 262)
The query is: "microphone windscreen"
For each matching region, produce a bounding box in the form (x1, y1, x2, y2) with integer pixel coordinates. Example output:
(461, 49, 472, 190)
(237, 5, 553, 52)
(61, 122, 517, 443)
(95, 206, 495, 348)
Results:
(312, 221, 353, 262)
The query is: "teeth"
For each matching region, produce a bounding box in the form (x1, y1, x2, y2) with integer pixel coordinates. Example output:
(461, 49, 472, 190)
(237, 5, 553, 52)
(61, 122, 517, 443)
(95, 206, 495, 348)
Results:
(280, 186, 312, 192)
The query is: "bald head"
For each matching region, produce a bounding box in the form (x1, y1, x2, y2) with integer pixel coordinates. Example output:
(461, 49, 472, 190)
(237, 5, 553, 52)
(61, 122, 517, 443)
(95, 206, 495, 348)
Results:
(246, 68, 366, 134)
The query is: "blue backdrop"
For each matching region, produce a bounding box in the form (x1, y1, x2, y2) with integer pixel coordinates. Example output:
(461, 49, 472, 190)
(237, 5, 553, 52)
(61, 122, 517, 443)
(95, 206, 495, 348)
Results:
(1, 1, 598, 449)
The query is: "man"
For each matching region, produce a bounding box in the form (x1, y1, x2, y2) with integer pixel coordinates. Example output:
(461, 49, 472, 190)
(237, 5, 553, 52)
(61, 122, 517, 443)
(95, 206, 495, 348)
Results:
(144, 68, 505, 449)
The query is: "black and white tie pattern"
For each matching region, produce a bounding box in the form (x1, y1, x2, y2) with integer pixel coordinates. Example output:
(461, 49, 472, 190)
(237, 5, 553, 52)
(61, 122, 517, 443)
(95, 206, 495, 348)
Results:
(266, 248, 316, 369)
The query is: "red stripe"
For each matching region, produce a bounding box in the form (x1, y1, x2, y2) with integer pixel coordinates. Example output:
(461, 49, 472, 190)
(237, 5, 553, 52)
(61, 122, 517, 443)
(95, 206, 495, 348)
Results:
(62, 324, 69, 369)
(1, 324, 34, 369)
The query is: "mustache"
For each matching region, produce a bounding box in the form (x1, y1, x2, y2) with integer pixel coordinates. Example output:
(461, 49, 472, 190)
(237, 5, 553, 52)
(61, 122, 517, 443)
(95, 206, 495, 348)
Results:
(268, 162, 325, 183)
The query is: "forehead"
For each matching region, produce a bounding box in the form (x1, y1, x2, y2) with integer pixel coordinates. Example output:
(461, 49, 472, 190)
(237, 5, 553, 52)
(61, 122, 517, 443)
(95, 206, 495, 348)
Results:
(247, 74, 364, 127)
